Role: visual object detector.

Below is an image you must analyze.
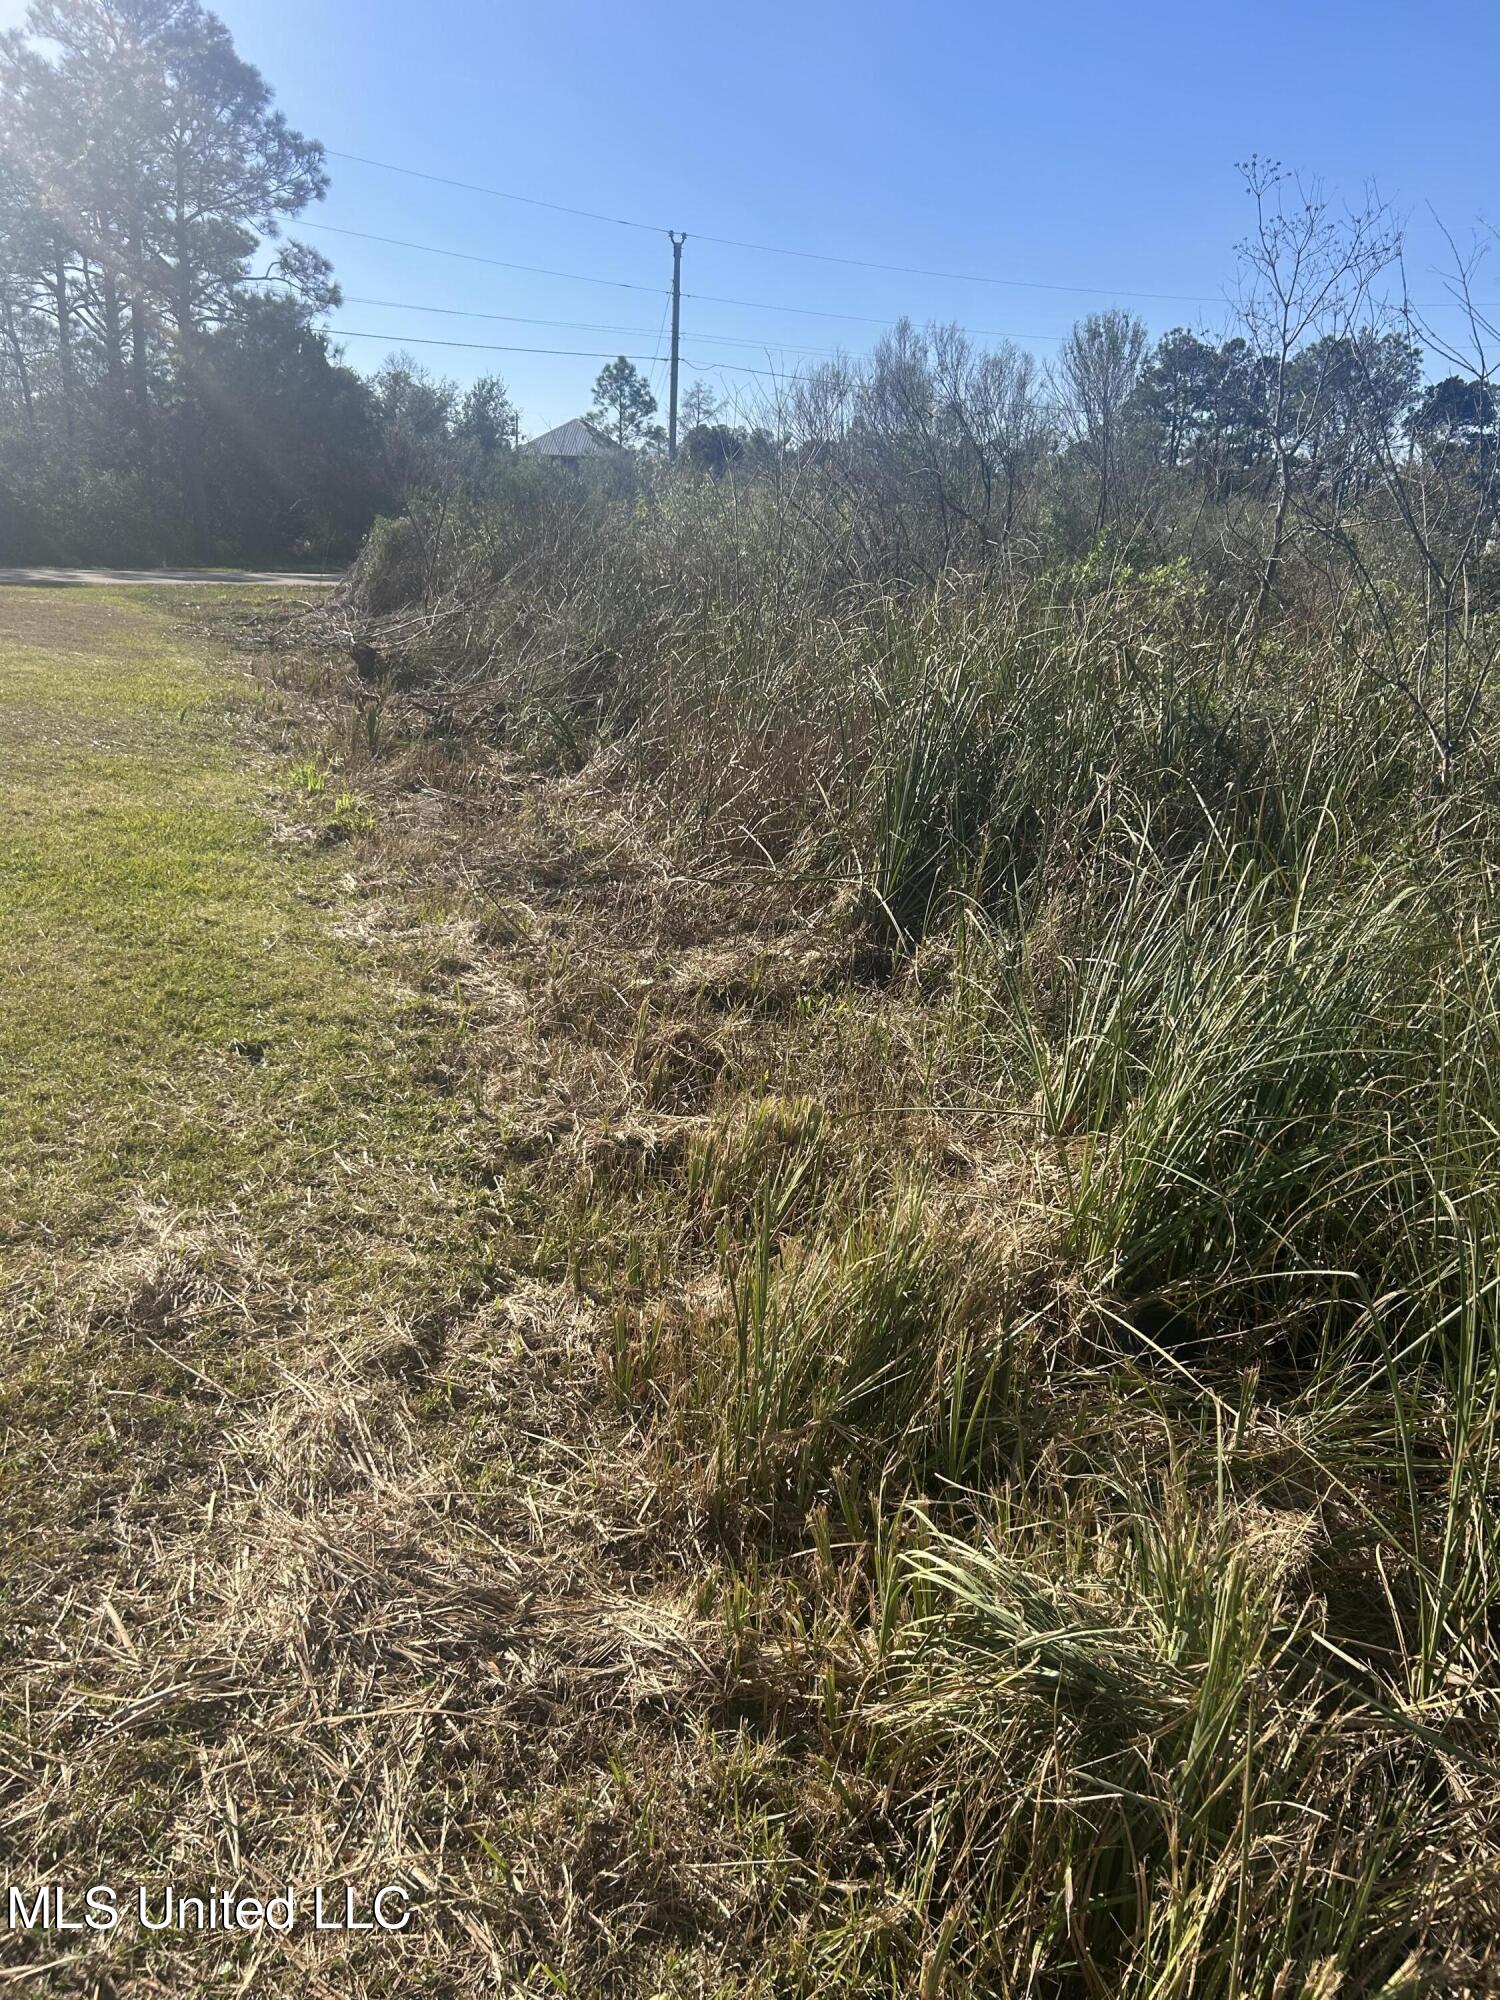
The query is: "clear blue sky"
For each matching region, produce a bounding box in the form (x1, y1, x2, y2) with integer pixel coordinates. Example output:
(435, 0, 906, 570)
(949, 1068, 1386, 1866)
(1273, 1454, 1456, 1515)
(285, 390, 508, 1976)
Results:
(5, 0, 1496, 431)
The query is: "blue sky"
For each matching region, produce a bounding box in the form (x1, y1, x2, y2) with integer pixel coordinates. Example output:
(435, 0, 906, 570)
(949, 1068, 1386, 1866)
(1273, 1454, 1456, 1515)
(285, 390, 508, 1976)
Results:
(5, 0, 1497, 431)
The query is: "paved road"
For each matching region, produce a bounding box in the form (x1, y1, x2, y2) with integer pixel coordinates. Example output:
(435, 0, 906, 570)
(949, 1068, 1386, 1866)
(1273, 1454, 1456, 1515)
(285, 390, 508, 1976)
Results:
(0, 565, 338, 587)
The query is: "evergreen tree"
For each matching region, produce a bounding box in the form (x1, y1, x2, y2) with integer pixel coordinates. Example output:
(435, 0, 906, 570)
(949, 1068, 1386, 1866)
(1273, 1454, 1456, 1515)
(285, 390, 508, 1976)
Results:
(588, 356, 665, 450)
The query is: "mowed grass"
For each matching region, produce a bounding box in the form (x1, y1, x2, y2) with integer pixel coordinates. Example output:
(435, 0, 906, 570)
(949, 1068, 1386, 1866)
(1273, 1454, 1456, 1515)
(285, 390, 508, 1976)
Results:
(0, 590, 461, 1253)
(0, 587, 855, 1999)
(0, 585, 490, 1504)
(0, 591, 515, 1997)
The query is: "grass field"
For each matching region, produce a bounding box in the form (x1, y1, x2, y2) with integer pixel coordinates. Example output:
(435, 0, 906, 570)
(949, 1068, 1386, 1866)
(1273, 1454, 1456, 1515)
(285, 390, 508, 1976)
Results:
(5, 584, 1500, 1997)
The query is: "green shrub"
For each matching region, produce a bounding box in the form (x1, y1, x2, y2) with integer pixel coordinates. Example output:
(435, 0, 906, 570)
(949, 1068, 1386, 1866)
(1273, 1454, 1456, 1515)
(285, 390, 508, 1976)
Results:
(349, 512, 427, 615)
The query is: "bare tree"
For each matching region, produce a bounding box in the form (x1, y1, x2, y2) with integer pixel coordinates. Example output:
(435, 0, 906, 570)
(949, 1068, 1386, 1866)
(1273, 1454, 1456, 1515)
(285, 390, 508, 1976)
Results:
(776, 323, 1052, 587)
(929, 324, 1051, 546)
(1234, 156, 1396, 649)
(1056, 308, 1149, 535)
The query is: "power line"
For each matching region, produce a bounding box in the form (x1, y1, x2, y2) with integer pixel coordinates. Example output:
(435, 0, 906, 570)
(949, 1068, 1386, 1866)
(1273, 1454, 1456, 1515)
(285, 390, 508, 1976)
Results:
(313, 221, 1067, 343)
(682, 358, 806, 380)
(329, 326, 797, 376)
(689, 284, 1066, 340)
(327, 149, 668, 236)
(304, 221, 669, 295)
(325, 143, 1223, 303)
(340, 296, 847, 357)
(238, 274, 841, 351)
(694, 231, 1219, 303)
(320, 147, 1500, 317)
(646, 292, 670, 398)
(331, 330, 674, 361)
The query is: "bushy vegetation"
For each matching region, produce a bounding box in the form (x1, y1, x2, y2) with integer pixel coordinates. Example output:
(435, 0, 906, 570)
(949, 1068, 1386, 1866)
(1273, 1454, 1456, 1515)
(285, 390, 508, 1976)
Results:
(322, 196, 1500, 1989)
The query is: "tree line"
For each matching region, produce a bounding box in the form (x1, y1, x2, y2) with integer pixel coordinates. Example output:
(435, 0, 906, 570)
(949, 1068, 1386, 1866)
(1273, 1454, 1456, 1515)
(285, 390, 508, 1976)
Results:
(2, 3, 1497, 612)
(0, 0, 531, 563)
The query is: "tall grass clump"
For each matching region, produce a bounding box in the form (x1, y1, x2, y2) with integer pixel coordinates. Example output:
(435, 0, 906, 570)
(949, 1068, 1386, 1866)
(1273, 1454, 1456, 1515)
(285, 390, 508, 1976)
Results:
(874, 1490, 1467, 1997)
(953, 825, 1500, 1371)
(681, 1189, 1024, 1521)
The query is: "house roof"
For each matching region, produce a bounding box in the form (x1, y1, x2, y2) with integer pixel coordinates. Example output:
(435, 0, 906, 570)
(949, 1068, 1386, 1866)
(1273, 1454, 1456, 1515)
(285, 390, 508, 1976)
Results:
(519, 416, 618, 458)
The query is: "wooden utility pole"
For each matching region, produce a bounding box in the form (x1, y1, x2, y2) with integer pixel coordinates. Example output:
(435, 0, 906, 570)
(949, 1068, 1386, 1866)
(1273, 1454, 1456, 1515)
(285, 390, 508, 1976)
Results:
(668, 231, 685, 461)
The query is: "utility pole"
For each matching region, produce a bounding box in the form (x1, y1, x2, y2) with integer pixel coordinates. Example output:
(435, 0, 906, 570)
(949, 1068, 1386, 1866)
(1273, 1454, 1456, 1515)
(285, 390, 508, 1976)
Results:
(668, 230, 686, 461)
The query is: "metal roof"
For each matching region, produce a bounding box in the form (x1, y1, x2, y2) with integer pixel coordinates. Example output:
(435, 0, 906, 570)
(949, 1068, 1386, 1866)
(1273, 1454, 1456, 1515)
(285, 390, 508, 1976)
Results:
(519, 416, 619, 458)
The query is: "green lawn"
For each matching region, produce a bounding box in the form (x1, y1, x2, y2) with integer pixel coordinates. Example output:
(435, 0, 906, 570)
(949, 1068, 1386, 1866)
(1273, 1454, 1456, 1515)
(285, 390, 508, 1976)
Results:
(0, 588, 478, 1260)
(0, 590, 503, 1992)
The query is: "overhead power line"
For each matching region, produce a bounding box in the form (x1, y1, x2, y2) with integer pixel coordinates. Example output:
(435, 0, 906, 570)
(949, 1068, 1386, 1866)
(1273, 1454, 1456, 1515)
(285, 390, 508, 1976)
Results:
(690, 231, 1218, 303)
(326, 144, 1224, 304)
(304, 221, 669, 295)
(331, 329, 673, 362)
(689, 285, 1066, 338)
(646, 291, 671, 399)
(330, 327, 789, 374)
(312, 222, 1067, 343)
(327, 149, 667, 236)
(322, 147, 1500, 317)
(340, 296, 848, 357)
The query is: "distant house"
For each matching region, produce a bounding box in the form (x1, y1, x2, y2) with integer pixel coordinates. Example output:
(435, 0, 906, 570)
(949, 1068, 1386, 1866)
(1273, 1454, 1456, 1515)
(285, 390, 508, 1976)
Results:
(519, 417, 621, 470)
